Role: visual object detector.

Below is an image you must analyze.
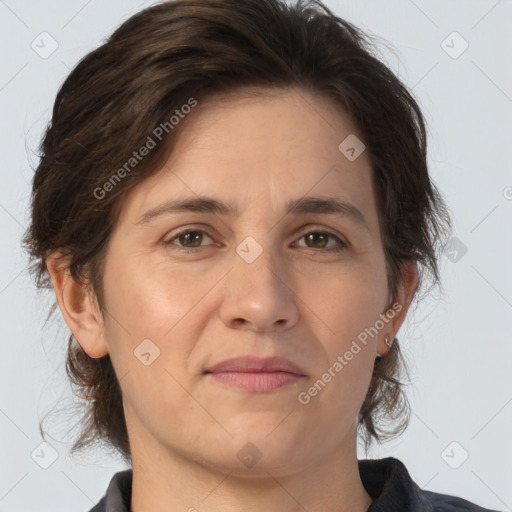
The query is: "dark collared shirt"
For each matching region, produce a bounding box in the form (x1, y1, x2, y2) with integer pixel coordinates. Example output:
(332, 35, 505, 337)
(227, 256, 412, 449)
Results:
(88, 457, 501, 512)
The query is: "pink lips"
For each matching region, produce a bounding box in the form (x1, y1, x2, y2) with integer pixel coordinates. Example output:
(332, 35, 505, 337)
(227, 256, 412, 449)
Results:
(204, 356, 307, 392)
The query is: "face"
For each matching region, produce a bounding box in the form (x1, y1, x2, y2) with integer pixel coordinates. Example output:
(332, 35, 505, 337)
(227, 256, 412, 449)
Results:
(65, 86, 414, 476)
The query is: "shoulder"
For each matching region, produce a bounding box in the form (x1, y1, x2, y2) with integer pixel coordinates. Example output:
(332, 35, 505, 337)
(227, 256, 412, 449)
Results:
(421, 489, 503, 512)
(87, 469, 132, 512)
(358, 457, 501, 512)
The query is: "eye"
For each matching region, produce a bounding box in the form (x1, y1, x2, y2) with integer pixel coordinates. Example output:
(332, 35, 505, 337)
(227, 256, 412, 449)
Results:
(164, 228, 215, 253)
(293, 229, 347, 253)
(164, 226, 348, 254)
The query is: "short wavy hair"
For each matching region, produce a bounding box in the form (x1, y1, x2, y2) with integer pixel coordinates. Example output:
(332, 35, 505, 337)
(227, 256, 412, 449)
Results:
(22, 0, 452, 463)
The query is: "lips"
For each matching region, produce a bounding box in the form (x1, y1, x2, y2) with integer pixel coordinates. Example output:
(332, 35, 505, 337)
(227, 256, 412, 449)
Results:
(203, 355, 307, 393)
(204, 355, 306, 376)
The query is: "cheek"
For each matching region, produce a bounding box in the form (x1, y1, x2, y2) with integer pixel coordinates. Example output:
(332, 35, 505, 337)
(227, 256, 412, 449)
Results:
(100, 252, 213, 383)
(301, 258, 388, 335)
(99, 258, 200, 423)
(102, 251, 195, 332)
(300, 259, 386, 399)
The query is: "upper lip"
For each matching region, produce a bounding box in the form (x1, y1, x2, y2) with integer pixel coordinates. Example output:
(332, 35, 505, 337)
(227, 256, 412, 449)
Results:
(204, 356, 306, 375)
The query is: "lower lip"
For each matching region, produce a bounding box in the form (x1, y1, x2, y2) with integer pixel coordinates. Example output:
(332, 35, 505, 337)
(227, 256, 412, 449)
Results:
(206, 371, 305, 392)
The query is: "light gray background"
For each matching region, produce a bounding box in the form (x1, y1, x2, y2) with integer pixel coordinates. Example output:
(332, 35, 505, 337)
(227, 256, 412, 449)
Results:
(1, 0, 511, 510)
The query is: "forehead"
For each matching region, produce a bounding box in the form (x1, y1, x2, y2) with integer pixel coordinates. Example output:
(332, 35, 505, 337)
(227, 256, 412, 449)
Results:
(117, 86, 377, 231)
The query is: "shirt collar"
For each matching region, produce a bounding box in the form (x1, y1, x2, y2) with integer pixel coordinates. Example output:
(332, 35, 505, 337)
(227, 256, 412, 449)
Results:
(359, 457, 434, 511)
(91, 457, 434, 512)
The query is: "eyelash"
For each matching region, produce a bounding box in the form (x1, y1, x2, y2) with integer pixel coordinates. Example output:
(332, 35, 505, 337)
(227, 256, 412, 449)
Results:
(163, 226, 348, 254)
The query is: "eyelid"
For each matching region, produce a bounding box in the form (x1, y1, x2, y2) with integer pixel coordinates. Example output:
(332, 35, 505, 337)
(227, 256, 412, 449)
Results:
(163, 225, 217, 246)
(292, 224, 350, 250)
(294, 225, 348, 246)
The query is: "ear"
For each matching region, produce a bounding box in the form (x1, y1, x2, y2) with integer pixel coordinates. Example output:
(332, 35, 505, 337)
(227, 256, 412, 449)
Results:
(46, 251, 109, 358)
(377, 260, 419, 357)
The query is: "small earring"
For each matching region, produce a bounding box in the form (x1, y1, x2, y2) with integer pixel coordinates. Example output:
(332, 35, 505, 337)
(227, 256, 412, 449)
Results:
(377, 335, 391, 358)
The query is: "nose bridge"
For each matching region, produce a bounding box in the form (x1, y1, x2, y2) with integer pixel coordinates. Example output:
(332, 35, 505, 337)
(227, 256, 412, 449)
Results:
(218, 230, 300, 332)
(234, 231, 287, 297)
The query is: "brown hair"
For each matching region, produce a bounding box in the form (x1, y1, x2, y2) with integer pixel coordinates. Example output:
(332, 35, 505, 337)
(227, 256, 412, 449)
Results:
(22, 0, 452, 463)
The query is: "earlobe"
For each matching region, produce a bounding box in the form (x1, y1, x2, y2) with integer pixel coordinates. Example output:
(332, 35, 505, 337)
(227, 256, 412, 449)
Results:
(378, 260, 419, 357)
(46, 251, 109, 359)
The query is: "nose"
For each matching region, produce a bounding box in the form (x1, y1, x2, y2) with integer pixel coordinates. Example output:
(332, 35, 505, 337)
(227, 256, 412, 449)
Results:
(218, 241, 300, 333)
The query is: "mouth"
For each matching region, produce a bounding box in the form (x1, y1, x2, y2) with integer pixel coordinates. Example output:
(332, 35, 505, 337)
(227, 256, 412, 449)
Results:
(204, 370, 306, 392)
(203, 355, 307, 392)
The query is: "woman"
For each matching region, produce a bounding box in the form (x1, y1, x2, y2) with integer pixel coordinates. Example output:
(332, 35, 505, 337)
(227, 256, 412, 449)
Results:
(22, 0, 500, 510)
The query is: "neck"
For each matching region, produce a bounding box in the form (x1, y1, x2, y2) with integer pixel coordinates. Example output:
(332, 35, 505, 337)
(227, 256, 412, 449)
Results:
(129, 425, 373, 512)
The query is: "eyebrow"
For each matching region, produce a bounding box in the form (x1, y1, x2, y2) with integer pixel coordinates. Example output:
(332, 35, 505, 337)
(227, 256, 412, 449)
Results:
(135, 195, 370, 232)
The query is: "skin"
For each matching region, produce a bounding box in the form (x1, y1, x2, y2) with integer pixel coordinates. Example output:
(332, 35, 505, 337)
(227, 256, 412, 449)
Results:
(47, 86, 418, 512)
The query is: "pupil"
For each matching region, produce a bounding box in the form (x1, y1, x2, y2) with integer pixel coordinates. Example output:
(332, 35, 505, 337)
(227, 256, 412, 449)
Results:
(183, 232, 200, 247)
(308, 233, 325, 248)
